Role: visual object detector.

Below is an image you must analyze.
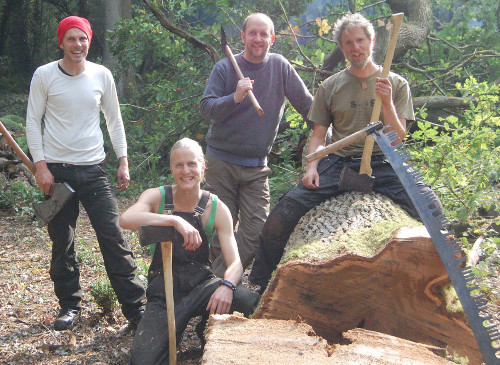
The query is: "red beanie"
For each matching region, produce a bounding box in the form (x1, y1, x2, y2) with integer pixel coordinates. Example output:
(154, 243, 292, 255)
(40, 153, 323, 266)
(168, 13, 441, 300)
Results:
(57, 16, 93, 46)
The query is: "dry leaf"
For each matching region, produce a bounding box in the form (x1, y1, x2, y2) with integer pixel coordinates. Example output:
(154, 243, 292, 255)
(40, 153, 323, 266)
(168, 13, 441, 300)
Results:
(315, 17, 331, 36)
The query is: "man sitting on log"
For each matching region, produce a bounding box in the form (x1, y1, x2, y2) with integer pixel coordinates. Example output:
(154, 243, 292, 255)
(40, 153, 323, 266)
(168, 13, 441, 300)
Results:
(248, 13, 443, 292)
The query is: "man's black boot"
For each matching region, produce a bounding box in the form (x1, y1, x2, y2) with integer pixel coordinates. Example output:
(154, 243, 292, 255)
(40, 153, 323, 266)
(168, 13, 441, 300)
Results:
(54, 308, 80, 331)
(127, 308, 145, 331)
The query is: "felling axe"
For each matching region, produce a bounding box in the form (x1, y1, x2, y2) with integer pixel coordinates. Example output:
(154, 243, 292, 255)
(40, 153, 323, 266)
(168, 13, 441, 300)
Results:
(0, 121, 74, 224)
(138, 225, 177, 365)
(221, 25, 264, 117)
(338, 12, 405, 193)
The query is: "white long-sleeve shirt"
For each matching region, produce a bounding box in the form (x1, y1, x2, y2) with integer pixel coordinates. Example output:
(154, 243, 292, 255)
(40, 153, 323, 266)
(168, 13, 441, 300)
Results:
(26, 60, 127, 165)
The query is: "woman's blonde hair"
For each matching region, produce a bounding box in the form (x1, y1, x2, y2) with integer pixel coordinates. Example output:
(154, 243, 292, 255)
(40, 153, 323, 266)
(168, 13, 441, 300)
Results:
(169, 138, 205, 165)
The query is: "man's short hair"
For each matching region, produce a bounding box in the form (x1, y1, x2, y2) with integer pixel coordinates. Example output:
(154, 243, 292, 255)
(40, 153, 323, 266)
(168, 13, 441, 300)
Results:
(242, 13, 275, 36)
(333, 13, 375, 47)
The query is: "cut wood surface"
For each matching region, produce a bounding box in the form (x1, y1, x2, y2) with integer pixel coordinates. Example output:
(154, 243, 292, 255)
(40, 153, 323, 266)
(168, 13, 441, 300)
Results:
(253, 192, 482, 364)
(202, 314, 454, 364)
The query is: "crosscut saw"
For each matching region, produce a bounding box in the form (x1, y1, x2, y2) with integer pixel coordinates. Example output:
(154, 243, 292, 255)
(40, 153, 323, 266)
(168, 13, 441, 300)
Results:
(372, 126, 500, 364)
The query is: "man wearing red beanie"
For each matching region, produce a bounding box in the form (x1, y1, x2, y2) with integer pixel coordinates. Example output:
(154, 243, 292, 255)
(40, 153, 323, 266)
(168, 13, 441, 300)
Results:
(57, 15, 93, 46)
(26, 16, 146, 331)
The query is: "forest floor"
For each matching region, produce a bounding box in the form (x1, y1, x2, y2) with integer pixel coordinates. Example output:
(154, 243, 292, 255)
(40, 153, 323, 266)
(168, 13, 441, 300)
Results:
(0, 196, 206, 365)
(0, 195, 499, 364)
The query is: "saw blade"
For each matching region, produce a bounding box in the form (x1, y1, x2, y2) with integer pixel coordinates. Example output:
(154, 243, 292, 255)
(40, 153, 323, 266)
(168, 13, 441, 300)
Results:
(372, 127, 500, 364)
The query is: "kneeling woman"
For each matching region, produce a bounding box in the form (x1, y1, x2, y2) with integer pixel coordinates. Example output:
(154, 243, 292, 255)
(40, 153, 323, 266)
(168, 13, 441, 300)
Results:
(120, 138, 259, 364)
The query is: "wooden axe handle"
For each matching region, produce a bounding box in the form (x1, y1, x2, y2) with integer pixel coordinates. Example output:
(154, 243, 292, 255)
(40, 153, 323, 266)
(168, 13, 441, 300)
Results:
(305, 128, 370, 163)
(161, 241, 177, 365)
(224, 45, 264, 117)
(359, 13, 405, 176)
(0, 121, 36, 175)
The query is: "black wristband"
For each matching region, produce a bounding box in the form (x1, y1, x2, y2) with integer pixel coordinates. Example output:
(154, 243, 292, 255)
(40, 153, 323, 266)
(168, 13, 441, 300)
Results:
(219, 279, 236, 291)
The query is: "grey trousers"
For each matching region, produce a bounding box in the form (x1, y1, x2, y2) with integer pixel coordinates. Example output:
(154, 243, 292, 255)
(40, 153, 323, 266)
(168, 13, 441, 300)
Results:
(205, 153, 271, 277)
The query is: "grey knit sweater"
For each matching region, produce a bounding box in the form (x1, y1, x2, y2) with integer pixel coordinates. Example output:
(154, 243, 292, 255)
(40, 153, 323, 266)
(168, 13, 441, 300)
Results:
(200, 53, 313, 159)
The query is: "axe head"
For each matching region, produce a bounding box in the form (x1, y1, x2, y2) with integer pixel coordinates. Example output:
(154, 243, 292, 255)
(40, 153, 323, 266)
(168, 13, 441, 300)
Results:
(138, 225, 176, 247)
(34, 182, 75, 224)
(220, 25, 227, 51)
(338, 166, 374, 193)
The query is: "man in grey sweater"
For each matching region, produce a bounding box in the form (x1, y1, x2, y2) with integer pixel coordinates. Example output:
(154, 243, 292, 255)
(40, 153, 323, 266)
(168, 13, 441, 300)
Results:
(200, 13, 313, 277)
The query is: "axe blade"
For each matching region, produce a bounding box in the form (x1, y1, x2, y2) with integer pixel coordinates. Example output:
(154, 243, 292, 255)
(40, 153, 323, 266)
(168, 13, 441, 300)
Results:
(138, 225, 176, 247)
(33, 182, 75, 224)
(220, 25, 227, 51)
(338, 166, 374, 193)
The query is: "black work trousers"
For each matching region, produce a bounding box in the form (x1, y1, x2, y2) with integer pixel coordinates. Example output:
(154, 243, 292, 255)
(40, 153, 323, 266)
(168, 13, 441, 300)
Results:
(249, 155, 442, 289)
(47, 163, 145, 319)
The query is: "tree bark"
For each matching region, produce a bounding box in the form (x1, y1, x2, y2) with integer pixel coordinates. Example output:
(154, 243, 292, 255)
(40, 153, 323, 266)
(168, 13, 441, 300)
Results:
(412, 96, 467, 109)
(381, 0, 431, 62)
(253, 192, 482, 364)
(103, 0, 132, 98)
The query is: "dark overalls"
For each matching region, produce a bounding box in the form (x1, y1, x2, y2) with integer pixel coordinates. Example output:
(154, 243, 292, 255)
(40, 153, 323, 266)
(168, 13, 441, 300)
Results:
(130, 186, 259, 365)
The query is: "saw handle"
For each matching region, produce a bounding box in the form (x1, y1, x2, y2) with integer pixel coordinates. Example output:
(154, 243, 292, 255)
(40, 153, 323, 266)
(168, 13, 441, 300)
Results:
(359, 13, 405, 176)
(0, 121, 36, 175)
(224, 45, 264, 117)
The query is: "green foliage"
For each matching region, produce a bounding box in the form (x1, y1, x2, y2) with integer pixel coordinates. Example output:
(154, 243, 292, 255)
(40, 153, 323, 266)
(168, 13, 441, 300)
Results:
(407, 0, 499, 97)
(268, 105, 309, 208)
(108, 6, 213, 185)
(0, 114, 28, 151)
(0, 180, 44, 217)
(408, 77, 499, 223)
(0, 57, 28, 93)
(90, 277, 118, 314)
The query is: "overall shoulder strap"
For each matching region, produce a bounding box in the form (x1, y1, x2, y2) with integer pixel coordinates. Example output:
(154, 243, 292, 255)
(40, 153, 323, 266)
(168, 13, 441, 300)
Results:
(150, 185, 172, 257)
(158, 185, 166, 214)
(164, 185, 174, 214)
(205, 194, 218, 236)
(194, 190, 210, 216)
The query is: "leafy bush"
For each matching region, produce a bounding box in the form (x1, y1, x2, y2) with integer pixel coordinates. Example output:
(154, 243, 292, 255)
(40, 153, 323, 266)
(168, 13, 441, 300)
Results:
(90, 277, 118, 314)
(0, 180, 44, 216)
(408, 77, 499, 223)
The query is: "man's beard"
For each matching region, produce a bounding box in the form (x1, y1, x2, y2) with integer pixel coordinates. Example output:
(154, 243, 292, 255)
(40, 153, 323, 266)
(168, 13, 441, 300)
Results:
(349, 54, 371, 69)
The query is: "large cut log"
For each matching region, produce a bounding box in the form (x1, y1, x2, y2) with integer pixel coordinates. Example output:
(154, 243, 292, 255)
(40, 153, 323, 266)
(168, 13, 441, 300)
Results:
(202, 314, 454, 364)
(253, 192, 482, 364)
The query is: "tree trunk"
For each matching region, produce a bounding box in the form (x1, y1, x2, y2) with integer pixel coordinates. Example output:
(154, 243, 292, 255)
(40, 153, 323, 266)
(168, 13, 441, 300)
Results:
(103, 0, 132, 98)
(203, 314, 454, 364)
(253, 192, 482, 364)
(375, 0, 431, 63)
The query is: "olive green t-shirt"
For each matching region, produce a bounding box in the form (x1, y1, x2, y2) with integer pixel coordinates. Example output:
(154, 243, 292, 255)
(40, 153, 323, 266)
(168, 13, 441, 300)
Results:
(308, 68, 415, 157)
